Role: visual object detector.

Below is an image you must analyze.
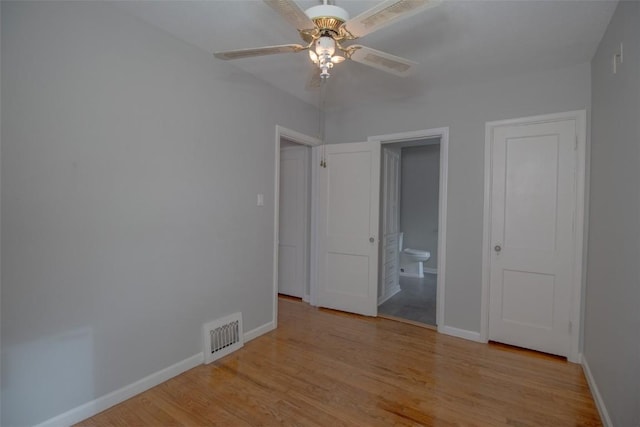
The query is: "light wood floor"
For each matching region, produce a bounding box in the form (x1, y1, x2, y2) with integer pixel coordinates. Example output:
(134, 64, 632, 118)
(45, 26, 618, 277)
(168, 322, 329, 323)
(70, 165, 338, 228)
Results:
(77, 297, 601, 426)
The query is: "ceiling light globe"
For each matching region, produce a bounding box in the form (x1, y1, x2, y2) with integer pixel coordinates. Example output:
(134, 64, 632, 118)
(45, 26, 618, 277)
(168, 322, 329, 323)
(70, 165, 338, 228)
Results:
(315, 36, 336, 56)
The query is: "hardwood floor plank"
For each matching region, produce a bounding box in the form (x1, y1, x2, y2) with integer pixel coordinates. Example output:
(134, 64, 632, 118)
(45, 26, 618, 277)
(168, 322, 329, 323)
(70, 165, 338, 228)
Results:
(76, 298, 601, 426)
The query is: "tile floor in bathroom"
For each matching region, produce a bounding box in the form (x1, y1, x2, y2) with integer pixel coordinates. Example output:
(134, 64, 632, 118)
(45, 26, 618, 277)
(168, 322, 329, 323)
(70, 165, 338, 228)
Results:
(378, 274, 437, 326)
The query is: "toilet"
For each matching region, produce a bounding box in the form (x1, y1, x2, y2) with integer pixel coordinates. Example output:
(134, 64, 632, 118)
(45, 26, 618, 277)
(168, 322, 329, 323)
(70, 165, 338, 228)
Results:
(398, 232, 431, 278)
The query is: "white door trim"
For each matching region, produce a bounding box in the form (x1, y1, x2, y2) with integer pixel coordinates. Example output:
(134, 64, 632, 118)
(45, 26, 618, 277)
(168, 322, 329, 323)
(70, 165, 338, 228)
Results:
(273, 126, 321, 329)
(481, 110, 587, 363)
(368, 127, 449, 329)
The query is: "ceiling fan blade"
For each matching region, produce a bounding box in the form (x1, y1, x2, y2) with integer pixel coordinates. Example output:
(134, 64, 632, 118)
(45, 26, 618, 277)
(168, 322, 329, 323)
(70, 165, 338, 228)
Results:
(214, 44, 306, 60)
(263, 0, 317, 31)
(342, 0, 441, 39)
(348, 45, 417, 77)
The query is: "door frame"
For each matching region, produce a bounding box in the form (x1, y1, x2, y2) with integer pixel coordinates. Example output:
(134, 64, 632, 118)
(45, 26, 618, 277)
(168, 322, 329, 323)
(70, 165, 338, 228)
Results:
(481, 110, 587, 363)
(369, 127, 449, 329)
(272, 125, 321, 329)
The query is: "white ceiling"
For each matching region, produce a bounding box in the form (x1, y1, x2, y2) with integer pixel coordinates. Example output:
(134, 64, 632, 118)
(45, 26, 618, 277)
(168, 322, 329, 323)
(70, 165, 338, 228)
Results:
(117, 0, 617, 109)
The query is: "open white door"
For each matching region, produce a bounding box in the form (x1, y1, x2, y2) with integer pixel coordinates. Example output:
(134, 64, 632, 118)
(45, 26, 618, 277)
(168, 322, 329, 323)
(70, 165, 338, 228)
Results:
(317, 141, 380, 316)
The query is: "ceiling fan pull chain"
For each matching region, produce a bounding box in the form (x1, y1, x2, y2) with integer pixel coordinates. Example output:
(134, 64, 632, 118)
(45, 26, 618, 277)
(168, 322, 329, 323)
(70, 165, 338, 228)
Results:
(319, 78, 327, 168)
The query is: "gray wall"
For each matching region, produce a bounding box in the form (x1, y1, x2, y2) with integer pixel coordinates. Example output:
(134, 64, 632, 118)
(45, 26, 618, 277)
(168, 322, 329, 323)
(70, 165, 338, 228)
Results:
(400, 144, 440, 270)
(327, 62, 591, 332)
(0, 2, 317, 425)
(584, 1, 640, 425)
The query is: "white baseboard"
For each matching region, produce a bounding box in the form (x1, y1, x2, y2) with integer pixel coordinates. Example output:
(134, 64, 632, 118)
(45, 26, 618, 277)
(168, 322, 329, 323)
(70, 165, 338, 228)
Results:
(439, 325, 483, 343)
(378, 284, 401, 305)
(582, 355, 612, 427)
(35, 320, 276, 427)
(244, 320, 276, 343)
(423, 267, 438, 275)
(34, 352, 204, 427)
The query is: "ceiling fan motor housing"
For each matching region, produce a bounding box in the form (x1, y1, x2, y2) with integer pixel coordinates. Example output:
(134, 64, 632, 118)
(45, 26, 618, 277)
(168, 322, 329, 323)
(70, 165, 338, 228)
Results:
(305, 4, 350, 33)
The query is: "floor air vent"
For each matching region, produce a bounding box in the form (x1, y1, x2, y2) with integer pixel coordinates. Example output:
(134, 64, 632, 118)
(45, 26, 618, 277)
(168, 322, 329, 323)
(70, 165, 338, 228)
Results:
(203, 312, 244, 364)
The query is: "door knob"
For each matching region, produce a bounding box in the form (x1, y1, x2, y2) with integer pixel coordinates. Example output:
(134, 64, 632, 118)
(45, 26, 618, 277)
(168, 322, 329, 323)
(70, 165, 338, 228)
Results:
(494, 245, 502, 252)
(369, 237, 375, 243)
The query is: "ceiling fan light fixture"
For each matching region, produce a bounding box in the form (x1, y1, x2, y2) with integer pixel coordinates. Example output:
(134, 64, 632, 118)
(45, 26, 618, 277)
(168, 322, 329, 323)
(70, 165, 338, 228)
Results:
(313, 35, 339, 79)
(216, 0, 437, 83)
(315, 36, 336, 56)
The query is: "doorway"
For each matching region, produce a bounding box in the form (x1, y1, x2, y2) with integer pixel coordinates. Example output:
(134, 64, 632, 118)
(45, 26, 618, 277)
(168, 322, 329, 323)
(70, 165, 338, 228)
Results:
(272, 126, 321, 328)
(377, 138, 442, 327)
(278, 139, 311, 299)
(369, 128, 449, 330)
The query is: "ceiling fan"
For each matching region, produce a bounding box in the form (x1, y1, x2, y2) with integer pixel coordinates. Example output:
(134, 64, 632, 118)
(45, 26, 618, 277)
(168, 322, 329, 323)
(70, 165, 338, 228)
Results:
(214, 0, 441, 82)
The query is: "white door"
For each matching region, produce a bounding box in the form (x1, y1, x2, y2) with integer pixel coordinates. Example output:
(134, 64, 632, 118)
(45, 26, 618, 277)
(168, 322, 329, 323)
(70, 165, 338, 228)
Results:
(489, 119, 577, 357)
(379, 147, 401, 304)
(317, 141, 380, 316)
(278, 145, 310, 298)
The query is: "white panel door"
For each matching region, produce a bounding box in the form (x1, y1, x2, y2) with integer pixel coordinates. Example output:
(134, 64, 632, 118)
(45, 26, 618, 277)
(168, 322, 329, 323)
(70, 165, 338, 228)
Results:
(278, 146, 309, 298)
(317, 141, 380, 316)
(380, 147, 401, 304)
(489, 119, 577, 357)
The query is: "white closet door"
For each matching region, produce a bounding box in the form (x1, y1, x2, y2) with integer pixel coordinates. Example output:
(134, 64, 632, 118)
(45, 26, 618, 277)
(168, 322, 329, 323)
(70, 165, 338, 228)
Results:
(317, 141, 380, 316)
(489, 119, 577, 357)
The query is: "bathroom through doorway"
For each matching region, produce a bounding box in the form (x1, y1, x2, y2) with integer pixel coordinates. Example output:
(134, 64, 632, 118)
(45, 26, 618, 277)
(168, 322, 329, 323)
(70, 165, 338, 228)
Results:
(372, 129, 448, 329)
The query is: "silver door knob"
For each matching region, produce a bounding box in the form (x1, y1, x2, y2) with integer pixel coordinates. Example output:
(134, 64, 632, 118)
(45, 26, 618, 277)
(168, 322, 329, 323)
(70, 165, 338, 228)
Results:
(494, 245, 502, 252)
(369, 237, 375, 243)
